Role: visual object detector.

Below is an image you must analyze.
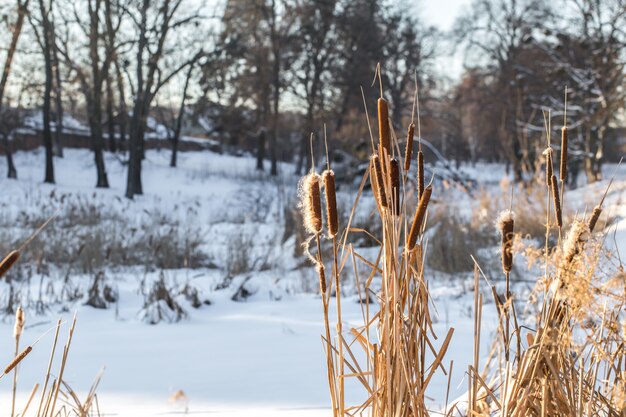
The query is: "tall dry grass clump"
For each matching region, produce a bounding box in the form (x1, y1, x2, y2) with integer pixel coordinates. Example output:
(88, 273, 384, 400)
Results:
(300, 79, 453, 417)
(300, 74, 625, 416)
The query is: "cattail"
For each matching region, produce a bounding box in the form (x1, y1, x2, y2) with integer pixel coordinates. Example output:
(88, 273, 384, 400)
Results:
(4, 346, 32, 375)
(588, 205, 602, 233)
(299, 173, 323, 235)
(563, 220, 589, 264)
(372, 155, 388, 208)
(497, 211, 515, 274)
(417, 151, 424, 200)
(0, 250, 20, 278)
(407, 185, 432, 250)
(543, 147, 553, 187)
(317, 263, 327, 294)
(322, 170, 338, 238)
(560, 126, 568, 182)
(378, 98, 390, 156)
(404, 123, 415, 172)
(390, 158, 400, 215)
(14, 306, 24, 339)
(551, 174, 562, 228)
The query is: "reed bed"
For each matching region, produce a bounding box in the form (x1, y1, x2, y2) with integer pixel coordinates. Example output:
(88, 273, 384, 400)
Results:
(300, 77, 625, 416)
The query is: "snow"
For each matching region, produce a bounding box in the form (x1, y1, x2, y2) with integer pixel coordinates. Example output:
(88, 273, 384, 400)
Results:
(0, 146, 624, 416)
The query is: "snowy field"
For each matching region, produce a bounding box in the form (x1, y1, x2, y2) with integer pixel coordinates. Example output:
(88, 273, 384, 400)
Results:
(0, 147, 625, 416)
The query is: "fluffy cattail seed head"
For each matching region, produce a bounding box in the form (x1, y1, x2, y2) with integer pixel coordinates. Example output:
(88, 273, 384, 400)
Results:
(0, 250, 20, 278)
(378, 98, 390, 156)
(543, 147, 553, 187)
(417, 151, 424, 200)
(404, 123, 415, 172)
(390, 158, 400, 216)
(560, 126, 568, 182)
(372, 155, 388, 208)
(299, 173, 323, 235)
(497, 210, 515, 273)
(322, 170, 338, 238)
(563, 220, 589, 264)
(407, 185, 432, 250)
(14, 306, 24, 339)
(588, 205, 602, 233)
(3, 345, 32, 375)
(551, 174, 562, 228)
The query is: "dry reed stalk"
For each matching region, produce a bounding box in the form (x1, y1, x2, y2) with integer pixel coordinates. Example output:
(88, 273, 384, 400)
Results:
(372, 154, 388, 208)
(407, 185, 432, 250)
(560, 126, 568, 182)
(11, 306, 25, 417)
(551, 174, 562, 228)
(417, 151, 424, 200)
(323, 170, 338, 238)
(390, 158, 400, 215)
(20, 383, 39, 417)
(0, 250, 20, 278)
(404, 123, 415, 172)
(36, 318, 62, 417)
(48, 314, 77, 417)
(378, 98, 390, 156)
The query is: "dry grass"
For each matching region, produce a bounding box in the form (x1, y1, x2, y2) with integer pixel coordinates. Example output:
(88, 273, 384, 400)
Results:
(300, 77, 625, 416)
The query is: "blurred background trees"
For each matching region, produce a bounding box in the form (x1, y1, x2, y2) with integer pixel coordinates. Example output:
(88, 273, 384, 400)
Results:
(0, 0, 624, 190)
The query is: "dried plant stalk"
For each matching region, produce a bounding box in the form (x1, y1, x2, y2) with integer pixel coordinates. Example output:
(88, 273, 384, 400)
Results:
(560, 126, 568, 182)
(551, 174, 562, 227)
(407, 184, 432, 250)
(0, 250, 20, 278)
(323, 170, 338, 238)
(404, 123, 415, 172)
(378, 98, 390, 155)
(544, 147, 553, 187)
(390, 158, 400, 215)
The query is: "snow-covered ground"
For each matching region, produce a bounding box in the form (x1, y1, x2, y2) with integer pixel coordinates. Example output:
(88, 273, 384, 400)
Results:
(0, 147, 624, 416)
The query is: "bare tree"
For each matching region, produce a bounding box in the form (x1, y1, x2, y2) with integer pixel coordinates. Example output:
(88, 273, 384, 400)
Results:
(0, 0, 30, 179)
(29, 0, 57, 184)
(123, 0, 204, 198)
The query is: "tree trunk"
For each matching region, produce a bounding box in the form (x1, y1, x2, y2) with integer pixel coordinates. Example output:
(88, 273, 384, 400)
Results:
(3, 136, 17, 178)
(89, 91, 109, 188)
(42, 37, 55, 184)
(106, 71, 116, 152)
(52, 30, 63, 157)
(126, 100, 144, 198)
(256, 129, 266, 171)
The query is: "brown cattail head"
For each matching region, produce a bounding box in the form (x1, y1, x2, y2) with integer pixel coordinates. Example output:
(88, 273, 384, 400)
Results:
(4, 345, 32, 375)
(299, 173, 323, 235)
(588, 205, 602, 233)
(407, 185, 432, 250)
(543, 147, 553, 187)
(317, 263, 327, 294)
(560, 126, 568, 182)
(322, 170, 338, 238)
(417, 151, 424, 200)
(497, 210, 515, 273)
(378, 98, 390, 156)
(551, 174, 562, 228)
(390, 158, 400, 216)
(372, 155, 388, 208)
(0, 250, 20, 278)
(14, 306, 24, 339)
(404, 123, 415, 172)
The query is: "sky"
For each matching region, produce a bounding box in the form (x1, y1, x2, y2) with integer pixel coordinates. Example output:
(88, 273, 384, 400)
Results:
(420, 0, 472, 32)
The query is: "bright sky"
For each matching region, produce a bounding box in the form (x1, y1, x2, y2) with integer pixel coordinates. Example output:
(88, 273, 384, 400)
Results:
(419, 0, 472, 31)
